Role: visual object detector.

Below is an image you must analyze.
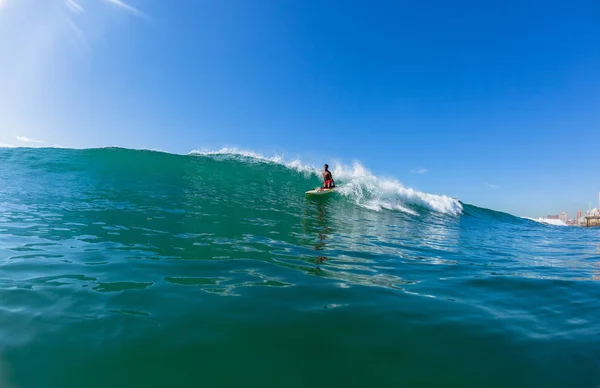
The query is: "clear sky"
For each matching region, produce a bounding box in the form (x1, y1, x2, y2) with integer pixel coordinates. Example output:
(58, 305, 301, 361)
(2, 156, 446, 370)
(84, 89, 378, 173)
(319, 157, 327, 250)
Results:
(1, 0, 599, 217)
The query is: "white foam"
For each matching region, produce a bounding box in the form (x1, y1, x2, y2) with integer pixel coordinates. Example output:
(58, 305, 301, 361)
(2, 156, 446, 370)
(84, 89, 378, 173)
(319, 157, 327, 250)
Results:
(524, 217, 568, 227)
(332, 161, 462, 216)
(189, 148, 463, 216)
(0, 143, 68, 149)
(138, 147, 172, 154)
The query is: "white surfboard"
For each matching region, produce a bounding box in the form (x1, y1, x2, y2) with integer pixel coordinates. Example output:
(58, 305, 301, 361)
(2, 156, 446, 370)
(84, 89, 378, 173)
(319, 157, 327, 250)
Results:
(305, 187, 336, 196)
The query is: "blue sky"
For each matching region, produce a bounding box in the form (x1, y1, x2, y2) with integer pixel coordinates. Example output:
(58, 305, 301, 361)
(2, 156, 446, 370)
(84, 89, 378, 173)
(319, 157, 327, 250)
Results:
(1, 0, 599, 217)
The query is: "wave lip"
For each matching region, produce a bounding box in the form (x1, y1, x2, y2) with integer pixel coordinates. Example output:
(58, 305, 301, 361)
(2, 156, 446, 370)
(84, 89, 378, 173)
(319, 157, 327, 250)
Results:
(189, 147, 317, 176)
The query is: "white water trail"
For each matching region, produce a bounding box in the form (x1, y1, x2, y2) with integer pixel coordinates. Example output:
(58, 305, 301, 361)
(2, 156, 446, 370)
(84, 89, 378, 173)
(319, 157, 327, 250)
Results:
(524, 217, 568, 227)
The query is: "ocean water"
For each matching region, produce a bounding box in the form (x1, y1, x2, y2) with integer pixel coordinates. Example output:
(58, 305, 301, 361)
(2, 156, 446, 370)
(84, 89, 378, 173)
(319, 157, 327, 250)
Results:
(0, 147, 599, 387)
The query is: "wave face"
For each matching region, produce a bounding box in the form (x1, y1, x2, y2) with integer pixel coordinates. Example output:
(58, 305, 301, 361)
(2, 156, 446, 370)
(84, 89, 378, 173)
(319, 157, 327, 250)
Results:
(0, 147, 599, 387)
(189, 147, 463, 215)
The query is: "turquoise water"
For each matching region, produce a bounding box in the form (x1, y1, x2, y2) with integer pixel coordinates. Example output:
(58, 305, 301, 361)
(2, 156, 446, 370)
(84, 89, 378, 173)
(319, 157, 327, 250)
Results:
(0, 147, 599, 387)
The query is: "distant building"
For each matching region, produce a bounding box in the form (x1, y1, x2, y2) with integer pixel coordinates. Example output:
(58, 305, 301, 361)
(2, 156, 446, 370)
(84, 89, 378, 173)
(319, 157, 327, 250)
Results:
(559, 212, 568, 223)
(547, 215, 559, 220)
(578, 210, 583, 223)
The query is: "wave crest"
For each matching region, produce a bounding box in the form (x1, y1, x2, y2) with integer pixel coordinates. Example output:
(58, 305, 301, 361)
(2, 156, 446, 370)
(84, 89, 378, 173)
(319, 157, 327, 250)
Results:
(189, 148, 316, 176)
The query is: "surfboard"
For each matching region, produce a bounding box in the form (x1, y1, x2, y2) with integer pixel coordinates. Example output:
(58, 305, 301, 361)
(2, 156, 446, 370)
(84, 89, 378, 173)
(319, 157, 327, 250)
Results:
(305, 187, 336, 196)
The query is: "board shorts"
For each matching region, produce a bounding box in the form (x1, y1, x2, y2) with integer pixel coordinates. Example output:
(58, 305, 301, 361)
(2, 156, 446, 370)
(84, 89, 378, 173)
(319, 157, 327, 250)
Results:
(324, 179, 333, 187)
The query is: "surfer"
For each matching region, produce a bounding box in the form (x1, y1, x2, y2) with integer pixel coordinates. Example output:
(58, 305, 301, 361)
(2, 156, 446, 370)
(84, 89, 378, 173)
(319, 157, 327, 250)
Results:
(322, 164, 335, 189)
